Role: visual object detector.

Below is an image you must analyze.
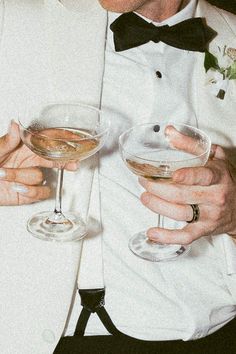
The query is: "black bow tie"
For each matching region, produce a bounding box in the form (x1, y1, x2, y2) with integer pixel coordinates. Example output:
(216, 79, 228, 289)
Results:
(110, 12, 216, 52)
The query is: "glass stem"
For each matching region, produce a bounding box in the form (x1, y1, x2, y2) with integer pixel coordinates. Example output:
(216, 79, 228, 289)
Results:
(153, 214, 166, 247)
(148, 214, 165, 245)
(157, 214, 164, 228)
(47, 167, 66, 224)
(54, 167, 64, 216)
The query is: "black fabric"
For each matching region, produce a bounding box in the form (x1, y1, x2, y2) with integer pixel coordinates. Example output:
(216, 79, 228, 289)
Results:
(207, 0, 236, 14)
(73, 308, 91, 337)
(54, 326, 236, 354)
(54, 288, 236, 354)
(79, 288, 105, 313)
(110, 12, 216, 52)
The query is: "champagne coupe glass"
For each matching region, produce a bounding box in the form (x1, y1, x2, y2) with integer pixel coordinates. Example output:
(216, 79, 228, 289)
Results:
(119, 122, 211, 262)
(19, 103, 109, 242)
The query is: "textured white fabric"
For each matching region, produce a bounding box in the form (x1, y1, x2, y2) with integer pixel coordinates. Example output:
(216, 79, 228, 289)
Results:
(65, 0, 236, 341)
(0, 1, 235, 353)
(0, 1, 107, 353)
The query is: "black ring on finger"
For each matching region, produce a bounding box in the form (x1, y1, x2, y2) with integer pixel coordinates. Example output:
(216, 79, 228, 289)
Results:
(187, 204, 200, 223)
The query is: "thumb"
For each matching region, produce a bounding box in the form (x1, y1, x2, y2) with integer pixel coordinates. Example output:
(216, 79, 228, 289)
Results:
(211, 144, 227, 160)
(0, 121, 21, 159)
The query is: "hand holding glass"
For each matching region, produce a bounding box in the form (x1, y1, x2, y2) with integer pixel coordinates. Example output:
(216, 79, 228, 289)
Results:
(19, 103, 109, 242)
(119, 122, 211, 261)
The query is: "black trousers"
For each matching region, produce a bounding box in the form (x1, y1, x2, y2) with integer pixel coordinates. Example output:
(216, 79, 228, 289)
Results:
(54, 289, 236, 354)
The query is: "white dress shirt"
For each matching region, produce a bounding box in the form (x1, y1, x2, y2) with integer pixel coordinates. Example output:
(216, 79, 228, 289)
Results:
(65, 0, 236, 341)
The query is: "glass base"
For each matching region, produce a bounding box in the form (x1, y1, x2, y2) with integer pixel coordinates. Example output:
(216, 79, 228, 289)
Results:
(27, 211, 87, 242)
(129, 231, 190, 262)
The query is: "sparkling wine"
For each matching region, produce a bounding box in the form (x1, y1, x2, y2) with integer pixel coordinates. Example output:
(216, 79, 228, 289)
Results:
(25, 127, 99, 162)
(126, 150, 204, 180)
(126, 159, 171, 179)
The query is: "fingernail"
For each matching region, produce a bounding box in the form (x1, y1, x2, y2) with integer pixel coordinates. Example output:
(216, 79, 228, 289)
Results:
(164, 128, 170, 136)
(0, 169, 6, 178)
(149, 230, 161, 240)
(141, 193, 150, 205)
(11, 184, 29, 194)
(71, 162, 79, 171)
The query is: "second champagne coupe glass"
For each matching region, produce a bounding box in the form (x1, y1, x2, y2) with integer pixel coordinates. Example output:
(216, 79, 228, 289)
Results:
(119, 122, 211, 262)
(19, 103, 109, 242)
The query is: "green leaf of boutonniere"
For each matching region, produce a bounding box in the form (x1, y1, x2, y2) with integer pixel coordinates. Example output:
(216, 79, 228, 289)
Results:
(228, 61, 236, 80)
(204, 51, 220, 72)
(205, 46, 236, 100)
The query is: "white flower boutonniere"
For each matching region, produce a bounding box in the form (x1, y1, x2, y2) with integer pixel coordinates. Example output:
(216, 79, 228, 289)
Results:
(204, 46, 236, 100)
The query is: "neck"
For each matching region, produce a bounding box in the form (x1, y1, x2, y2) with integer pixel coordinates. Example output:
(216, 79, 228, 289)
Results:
(136, 0, 185, 22)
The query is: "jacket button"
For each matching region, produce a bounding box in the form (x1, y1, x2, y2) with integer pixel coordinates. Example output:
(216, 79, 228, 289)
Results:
(42, 329, 56, 343)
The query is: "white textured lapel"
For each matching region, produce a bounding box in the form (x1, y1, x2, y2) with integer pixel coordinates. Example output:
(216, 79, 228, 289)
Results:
(0, 0, 107, 120)
(44, 0, 107, 106)
(59, 0, 99, 13)
(0, 0, 51, 131)
(192, 0, 236, 293)
(193, 0, 236, 153)
(43, 0, 107, 226)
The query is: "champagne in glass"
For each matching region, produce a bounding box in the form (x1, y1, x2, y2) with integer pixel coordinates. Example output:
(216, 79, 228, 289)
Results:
(19, 103, 110, 242)
(119, 122, 211, 262)
(28, 128, 99, 162)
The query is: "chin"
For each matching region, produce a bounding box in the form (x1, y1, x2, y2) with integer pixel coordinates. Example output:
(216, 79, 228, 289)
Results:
(98, 1, 140, 13)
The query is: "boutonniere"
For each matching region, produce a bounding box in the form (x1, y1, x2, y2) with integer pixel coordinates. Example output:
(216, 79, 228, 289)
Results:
(204, 46, 236, 100)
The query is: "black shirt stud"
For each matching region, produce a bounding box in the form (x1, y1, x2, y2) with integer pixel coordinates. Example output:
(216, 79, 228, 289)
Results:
(155, 71, 162, 78)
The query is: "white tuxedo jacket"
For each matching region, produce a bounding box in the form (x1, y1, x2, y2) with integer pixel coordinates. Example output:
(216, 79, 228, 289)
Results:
(0, 1, 235, 353)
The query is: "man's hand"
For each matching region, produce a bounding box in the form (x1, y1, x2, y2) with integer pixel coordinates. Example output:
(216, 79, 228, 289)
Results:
(0, 121, 79, 206)
(139, 145, 236, 245)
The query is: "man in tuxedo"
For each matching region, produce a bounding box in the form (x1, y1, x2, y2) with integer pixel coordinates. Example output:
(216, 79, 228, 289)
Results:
(0, 1, 235, 353)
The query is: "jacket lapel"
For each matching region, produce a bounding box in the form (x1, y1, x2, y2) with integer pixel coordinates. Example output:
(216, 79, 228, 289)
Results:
(194, 0, 236, 295)
(193, 0, 236, 155)
(0, 2, 107, 352)
(58, 0, 99, 13)
(44, 0, 107, 106)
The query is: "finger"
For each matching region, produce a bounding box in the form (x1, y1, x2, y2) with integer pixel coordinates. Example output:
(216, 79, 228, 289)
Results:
(209, 144, 217, 159)
(17, 146, 79, 170)
(0, 121, 21, 159)
(15, 144, 80, 170)
(139, 177, 215, 204)
(165, 125, 204, 156)
(146, 223, 206, 245)
(213, 145, 227, 160)
(0, 167, 44, 185)
(172, 166, 221, 186)
(141, 192, 217, 223)
(141, 192, 193, 221)
(11, 184, 51, 204)
(18, 150, 55, 168)
(64, 160, 80, 171)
